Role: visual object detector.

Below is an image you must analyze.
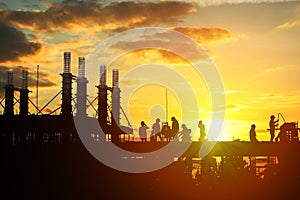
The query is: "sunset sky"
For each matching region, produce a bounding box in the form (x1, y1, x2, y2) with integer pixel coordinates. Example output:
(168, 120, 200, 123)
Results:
(0, 0, 299, 141)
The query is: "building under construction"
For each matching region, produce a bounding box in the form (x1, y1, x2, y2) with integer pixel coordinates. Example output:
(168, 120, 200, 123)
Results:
(0, 52, 299, 200)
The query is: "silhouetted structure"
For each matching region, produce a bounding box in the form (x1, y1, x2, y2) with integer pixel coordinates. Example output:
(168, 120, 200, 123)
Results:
(4, 71, 14, 116)
(97, 65, 109, 138)
(61, 52, 73, 117)
(275, 122, 299, 142)
(0, 52, 300, 200)
(76, 57, 88, 117)
(96, 66, 133, 143)
(4, 70, 30, 117)
(0, 51, 133, 145)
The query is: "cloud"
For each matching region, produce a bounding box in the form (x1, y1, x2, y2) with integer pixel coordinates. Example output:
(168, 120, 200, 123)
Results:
(0, 2, 7, 9)
(156, 50, 188, 63)
(225, 90, 237, 94)
(25, 4, 41, 10)
(226, 104, 241, 110)
(121, 48, 189, 65)
(276, 19, 300, 29)
(274, 4, 300, 29)
(185, 0, 297, 7)
(173, 27, 233, 44)
(0, 22, 41, 62)
(0, 65, 57, 96)
(215, 103, 246, 112)
(261, 66, 284, 73)
(109, 28, 210, 64)
(111, 39, 208, 64)
(0, 1, 197, 33)
(248, 93, 300, 109)
(120, 78, 140, 86)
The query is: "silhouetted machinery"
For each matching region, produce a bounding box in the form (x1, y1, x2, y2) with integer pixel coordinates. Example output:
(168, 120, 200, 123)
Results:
(275, 122, 299, 142)
(155, 122, 179, 142)
(97, 65, 133, 143)
(0, 51, 132, 145)
(156, 122, 171, 141)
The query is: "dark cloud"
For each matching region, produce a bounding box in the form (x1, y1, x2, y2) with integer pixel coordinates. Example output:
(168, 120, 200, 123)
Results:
(102, 1, 196, 30)
(0, 1, 196, 32)
(0, 22, 41, 62)
(25, 4, 41, 10)
(0, 65, 56, 96)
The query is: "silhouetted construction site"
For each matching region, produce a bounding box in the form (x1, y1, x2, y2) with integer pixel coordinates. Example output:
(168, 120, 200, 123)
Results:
(0, 52, 299, 200)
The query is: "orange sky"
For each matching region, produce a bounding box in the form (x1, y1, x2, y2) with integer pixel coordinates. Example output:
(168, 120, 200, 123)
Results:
(0, 0, 299, 141)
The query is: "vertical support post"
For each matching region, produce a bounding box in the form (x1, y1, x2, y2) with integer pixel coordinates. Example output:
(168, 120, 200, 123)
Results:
(20, 70, 29, 116)
(60, 52, 74, 144)
(166, 88, 168, 122)
(100, 65, 106, 86)
(61, 52, 73, 117)
(36, 65, 39, 114)
(97, 65, 108, 136)
(112, 69, 120, 125)
(76, 57, 88, 117)
(4, 71, 14, 116)
(111, 69, 120, 143)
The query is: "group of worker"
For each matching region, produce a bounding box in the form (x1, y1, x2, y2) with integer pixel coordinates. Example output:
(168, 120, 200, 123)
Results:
(138, 117, 206, 142)
(249, 115, 279, 142)
(139, 114, 282, 143)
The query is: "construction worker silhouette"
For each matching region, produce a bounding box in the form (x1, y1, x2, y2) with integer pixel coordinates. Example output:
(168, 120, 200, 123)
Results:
(269, 115, 279, 142)
(249, 124, 258, 142)
(150, 118, 160, 142)
(139, 121, 148, 142)
(171, 116, 179, 141)
(198, 120, 206, 141)
(179, 124, 191, 142)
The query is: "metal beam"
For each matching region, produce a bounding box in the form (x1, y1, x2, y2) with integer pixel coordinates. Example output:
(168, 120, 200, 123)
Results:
(38, 90, 62, 114)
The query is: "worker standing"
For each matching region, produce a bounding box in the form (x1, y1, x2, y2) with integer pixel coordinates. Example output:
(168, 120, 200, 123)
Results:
(198, 120, 206, 142)
(269, 115, 279, 142)
(171, 116, 179, 141)
(249, 124, 258, 142)
(150, 118, 160, 142)
(139, 121, 148, 142)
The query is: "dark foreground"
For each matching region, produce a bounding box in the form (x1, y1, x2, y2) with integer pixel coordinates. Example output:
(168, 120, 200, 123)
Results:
(1, 142, 300, 200)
